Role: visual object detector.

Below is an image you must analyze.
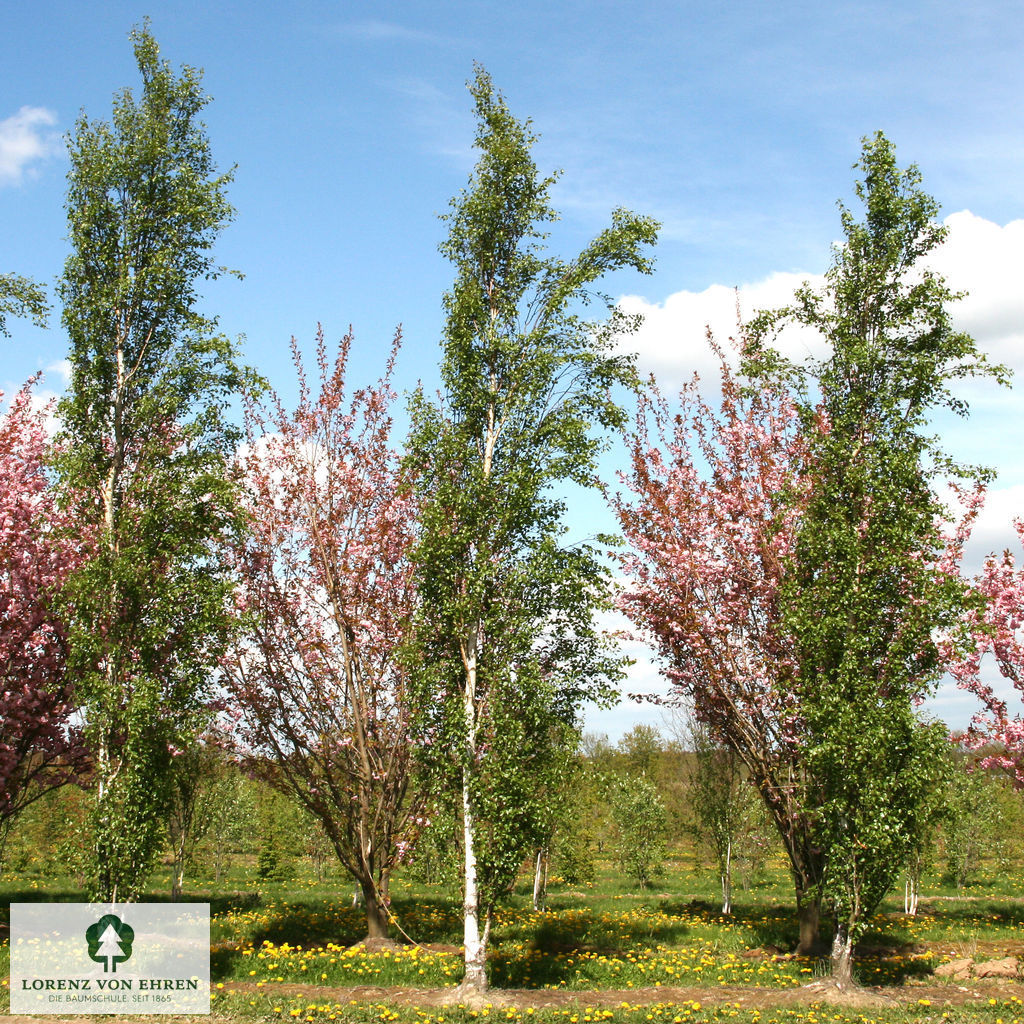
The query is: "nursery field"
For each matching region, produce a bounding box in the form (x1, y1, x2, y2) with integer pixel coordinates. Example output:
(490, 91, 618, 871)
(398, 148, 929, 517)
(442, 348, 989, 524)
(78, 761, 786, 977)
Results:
(4, 853, 1024, 1024)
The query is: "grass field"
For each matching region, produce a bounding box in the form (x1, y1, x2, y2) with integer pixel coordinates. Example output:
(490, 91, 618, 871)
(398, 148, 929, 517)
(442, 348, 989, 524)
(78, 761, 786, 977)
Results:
(4, 850, 1024, 1023)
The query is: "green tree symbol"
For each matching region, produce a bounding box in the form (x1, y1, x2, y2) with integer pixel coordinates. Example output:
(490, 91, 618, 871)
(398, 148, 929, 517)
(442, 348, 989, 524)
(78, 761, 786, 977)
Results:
(86, 914, 134, 972)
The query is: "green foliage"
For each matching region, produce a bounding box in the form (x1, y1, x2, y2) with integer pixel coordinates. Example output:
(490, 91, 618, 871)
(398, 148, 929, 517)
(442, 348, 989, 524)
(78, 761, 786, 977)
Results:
(55, 22, 245, 901)
(0, 272, 48, 336)
(607, 774, 668, 890)
(616, 724, 664, 779)
(256, 785, 302, 883)
(405, 803, 462, 891)
(747, 133, 1006, 966)
(940, 760, 1010, 891)
(167, 739, 241, 896)
(553, 828, 596, 886)
(681, 716, 768, 909)
(548, 755, 602, 886)
(407, 63, 657, 943)
(197, 768, 258, 882)
(53, 787, 93, 887)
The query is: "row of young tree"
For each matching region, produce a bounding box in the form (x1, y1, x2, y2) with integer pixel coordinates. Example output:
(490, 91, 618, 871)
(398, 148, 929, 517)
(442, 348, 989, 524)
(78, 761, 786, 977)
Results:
(582, 724, 1024, 915)
(4, 716, 1014, 923)
(3, 22, 1024, 993)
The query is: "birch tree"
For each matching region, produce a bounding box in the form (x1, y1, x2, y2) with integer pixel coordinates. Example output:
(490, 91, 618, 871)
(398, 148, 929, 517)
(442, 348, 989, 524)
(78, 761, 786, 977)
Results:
(56, 23, 243, 901)
(408, 65, 657, 993)
(747, 132, 1002, 986)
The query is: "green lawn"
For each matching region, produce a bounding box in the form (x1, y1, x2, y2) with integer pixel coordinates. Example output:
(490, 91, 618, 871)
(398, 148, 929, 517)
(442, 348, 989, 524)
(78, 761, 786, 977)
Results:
(4, 851, 1024, 1022)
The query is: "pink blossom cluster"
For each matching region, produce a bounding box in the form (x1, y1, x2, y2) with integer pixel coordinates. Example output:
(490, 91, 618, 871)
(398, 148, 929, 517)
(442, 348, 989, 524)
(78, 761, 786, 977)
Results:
(221, 328, 426, 893)
(950, 512, 1024, 786)
(612, 340, 812, 746)
(0, 379, 85, 821)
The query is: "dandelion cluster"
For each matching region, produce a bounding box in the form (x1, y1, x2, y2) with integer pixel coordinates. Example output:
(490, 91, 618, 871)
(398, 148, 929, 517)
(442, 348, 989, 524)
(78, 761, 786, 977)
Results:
(231, 940, 462, 987)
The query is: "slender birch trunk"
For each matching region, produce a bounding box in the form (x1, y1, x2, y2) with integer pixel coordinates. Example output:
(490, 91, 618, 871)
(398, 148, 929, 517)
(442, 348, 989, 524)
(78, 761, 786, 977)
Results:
(461, 767, 486, 988)
(460, 628, 487, 992)
(721, 838, 732, 915)
(533, 848, 548, 911)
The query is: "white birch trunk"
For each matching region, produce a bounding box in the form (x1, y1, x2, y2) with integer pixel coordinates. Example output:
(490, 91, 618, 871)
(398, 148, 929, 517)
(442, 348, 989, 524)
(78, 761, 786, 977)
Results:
(461, 764, 486, 989)
(532, 848, 549, 911)
(904, 874, 920, 916)
(460, 631, 487, 991)
(721, 838, 732, 915)
(830, 923, 854, 988)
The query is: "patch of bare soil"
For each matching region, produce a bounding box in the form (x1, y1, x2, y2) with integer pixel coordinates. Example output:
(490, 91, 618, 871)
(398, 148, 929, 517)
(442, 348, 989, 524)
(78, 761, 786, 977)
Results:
(348, 938, 406, 953)
(5, 979, 1024, 1024)
(193, 976, 1024, 1011)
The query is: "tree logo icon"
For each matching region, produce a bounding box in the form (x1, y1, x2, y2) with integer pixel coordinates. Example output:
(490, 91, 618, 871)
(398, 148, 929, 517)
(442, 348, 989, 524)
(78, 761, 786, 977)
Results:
(85, 914, 134, 973)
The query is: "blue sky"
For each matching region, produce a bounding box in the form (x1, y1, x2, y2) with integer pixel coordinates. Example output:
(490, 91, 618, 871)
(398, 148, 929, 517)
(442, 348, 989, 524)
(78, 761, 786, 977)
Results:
(4, 0, 1024, 740)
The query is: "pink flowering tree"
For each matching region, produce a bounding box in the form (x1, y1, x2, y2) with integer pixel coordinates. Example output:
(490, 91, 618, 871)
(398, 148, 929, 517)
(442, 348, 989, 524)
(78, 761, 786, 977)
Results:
(223, 328, 423, 941)
(611, 336, 829, 952)
(615, 328, 983, 971)
(618, 138, 996, 987)
(952, 516, 1024, 786)
(0, 379, 86, 861)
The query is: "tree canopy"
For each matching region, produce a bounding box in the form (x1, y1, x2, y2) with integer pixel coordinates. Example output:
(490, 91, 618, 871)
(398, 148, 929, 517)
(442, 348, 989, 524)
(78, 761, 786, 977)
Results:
(408, 64, 657, 992)
(56, 22, 245, 901)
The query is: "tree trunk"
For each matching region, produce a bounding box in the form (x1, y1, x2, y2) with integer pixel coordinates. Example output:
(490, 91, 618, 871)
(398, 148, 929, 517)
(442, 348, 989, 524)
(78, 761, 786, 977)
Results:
(830, 922, 854, 988)
(905, 874, 919, 916)
(170, 827, 187, 901)
(171, 863, 184, 901)
(461, 765, 487, 991)
(721, 838, 732, 915)
(532, 848, 547, 911)
(795, 895, 821, 955)
(360, 877, 389, 940)
(458, 623, 487, 992)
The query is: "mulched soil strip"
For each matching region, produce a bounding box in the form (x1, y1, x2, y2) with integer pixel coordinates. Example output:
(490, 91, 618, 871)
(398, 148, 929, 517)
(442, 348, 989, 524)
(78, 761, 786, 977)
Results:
(4, 983, 1024, 1024)
(211, 978, 1024, 1005)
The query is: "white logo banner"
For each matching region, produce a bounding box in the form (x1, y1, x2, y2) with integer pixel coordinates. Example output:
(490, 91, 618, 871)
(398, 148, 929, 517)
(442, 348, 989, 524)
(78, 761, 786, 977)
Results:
(10, 903, 210, 1014)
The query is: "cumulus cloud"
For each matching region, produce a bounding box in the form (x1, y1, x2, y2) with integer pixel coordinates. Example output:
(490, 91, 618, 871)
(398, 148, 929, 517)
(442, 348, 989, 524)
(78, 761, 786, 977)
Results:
(1, 362, 66, 438)
(931, 211, 1024, 377)
(960, 483, 1024, 574)
(618, 211, 1024, 397)
(0, 106, 60, 186)
(45, 359, 71, 388)
(618, 271, 828, 394)
(606, 214, 1024, 736)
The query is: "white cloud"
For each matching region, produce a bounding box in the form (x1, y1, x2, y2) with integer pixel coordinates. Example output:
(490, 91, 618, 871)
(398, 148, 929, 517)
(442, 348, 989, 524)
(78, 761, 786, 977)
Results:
(619, 211, 1024, 397)
(0, 106, 60, 186)
(931, 211, 1024, 377)
(1, 368, 62, 438)
(45, 359, 71, 388)
(608, 213, 1024, 737)
(960, 483, 1024, 575)
(22, 361, 71, 436)
(386, 78, 474, 167)
(617, 271, 828, 395)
